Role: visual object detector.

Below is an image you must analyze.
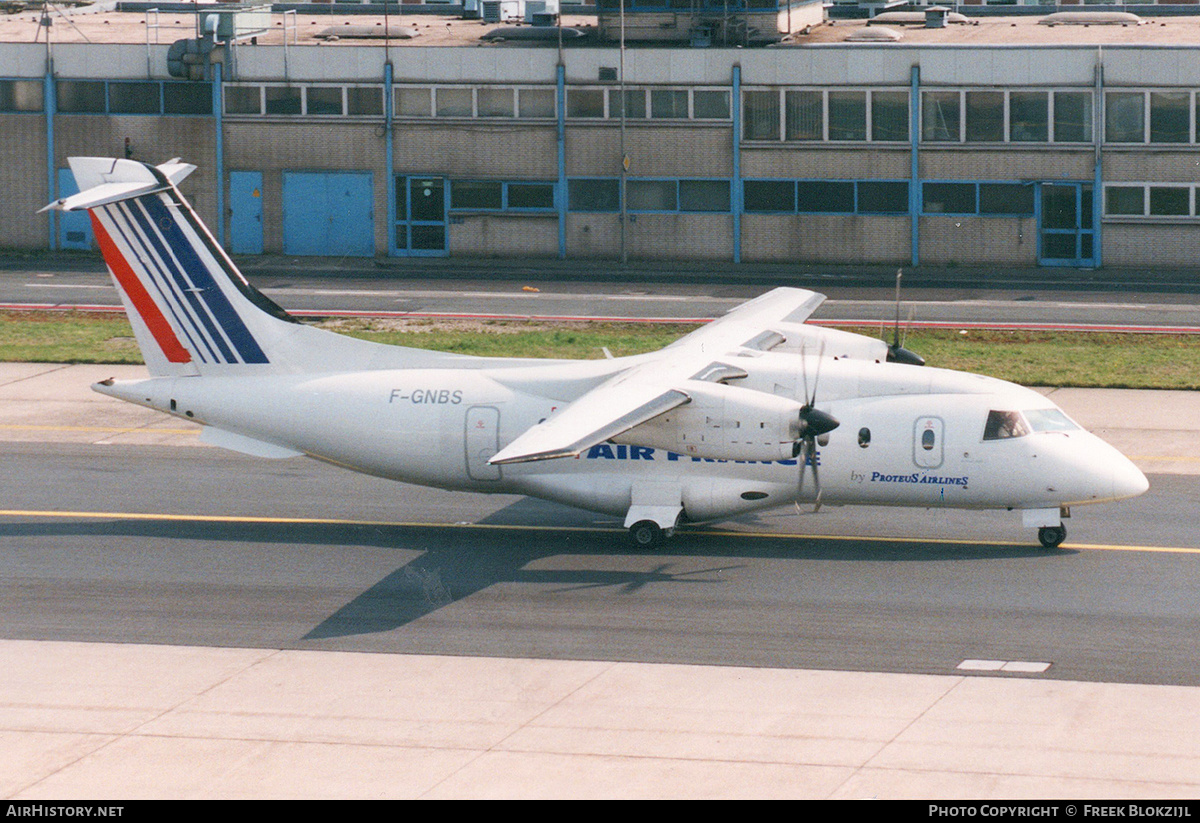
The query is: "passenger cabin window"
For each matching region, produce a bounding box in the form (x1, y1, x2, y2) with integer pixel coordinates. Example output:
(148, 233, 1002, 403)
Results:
(921, 429, 936, 451)
(983, 410, 1030, 441)
(858, 427, 871, 448)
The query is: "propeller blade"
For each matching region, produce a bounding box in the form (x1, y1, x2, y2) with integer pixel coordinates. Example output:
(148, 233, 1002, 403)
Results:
(886, 268, 926, 366)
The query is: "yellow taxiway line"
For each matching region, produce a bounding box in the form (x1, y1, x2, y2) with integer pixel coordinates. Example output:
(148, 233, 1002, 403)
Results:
(0, 508, 1196, 554)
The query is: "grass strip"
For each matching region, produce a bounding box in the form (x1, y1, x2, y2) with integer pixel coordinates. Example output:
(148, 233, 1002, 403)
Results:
(2, 310, 1199, 390)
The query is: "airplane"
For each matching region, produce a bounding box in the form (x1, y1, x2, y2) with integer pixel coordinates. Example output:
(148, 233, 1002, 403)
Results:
(42, 156, 1149, 550)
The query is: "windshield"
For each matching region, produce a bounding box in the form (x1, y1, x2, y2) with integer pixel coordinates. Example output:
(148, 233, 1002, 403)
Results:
(983, 410, 1030, 440)
(1023, 408, 1080, 433)
(983, 408, 1080, 441)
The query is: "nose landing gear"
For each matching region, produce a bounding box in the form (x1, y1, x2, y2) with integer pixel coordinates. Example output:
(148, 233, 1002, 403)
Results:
(1038, 524, 1067, 550)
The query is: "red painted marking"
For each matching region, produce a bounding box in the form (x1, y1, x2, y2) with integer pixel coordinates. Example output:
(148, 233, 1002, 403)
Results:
(88, 211, 192, 363)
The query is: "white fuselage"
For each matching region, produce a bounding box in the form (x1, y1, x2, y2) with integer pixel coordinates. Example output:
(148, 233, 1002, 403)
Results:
(97, 352, 1148, 525)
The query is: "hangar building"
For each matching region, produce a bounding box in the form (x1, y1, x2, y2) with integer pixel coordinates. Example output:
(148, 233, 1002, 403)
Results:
(2, 2, 1200, 271)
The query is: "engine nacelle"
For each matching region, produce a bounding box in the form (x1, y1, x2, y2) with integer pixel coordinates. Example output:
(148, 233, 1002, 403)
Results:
(773, 323, 892, 362)
(613, 381, 804, 462)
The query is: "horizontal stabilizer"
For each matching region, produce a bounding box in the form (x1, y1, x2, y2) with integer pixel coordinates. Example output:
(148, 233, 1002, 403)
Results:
(39, 157, 197, 213)
(199, 426, 305, 459)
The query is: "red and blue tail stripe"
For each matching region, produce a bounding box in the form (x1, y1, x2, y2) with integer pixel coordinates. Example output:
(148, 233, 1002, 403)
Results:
(93, 192, 270, 366)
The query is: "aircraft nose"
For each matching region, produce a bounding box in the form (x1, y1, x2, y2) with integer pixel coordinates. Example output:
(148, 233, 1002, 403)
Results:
(1112, 455, 1149, 500)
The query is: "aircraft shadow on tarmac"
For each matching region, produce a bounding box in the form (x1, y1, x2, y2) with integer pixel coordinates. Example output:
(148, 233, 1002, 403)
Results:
(0, 496, 1067, 641)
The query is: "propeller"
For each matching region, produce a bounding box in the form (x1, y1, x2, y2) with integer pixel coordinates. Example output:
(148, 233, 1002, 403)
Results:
(794, 346, 840, 509)
(886, 269, 926, 367)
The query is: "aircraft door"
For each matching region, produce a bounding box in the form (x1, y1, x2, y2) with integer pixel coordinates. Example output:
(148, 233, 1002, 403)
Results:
(465, 406, 502, 481)
(913, 416, 944, 469)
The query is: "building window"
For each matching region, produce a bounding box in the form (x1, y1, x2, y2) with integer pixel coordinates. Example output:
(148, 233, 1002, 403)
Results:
(477, 87, 514, 118)
(625, 180, 732, 213)
(567, 88, 605, 118)
(1105, 92, 1144, 143)
(785, 90, 822, 140)
(1009, 92, 1048, 142)
(743, 90, 780, 140)
(857, 181, 909, 214)
(965, 91, 1004, 142)
(627, 180, 677, 211)
(395, 87, 431, 117)
(1105, 186, 1145, 216)
(0, 79, 42, 112)
(679, 180, 731, 212)
(347, 87, 382, 116)
(979, 183, 1034, 216)
(436, 87, 473, 117)
(923, 182, 976, 214)
(225, 85, 261, 115)
(56, 80, 106, 113)
(451, 181, 556, 211)
(797, 181, 854, 213)
(744, 180, 909, 215)
(507, 183, 556, 210)
(568, 179, 620, 212)
(1149, 186, 1190, 216)
(871, 91, 909, 142)
(1150, 92, 1190, 144)
(164, 83, 212, 115)
(264, 86, 301, 115)
(610, 88, 647, 119)
(922, 91, 960, 142)
(109, 82, 160, 114)
(451, 181, 504, 210)
(1053, 92, 1092, 142)
(650, 89, 689, 119)
(922, 182, 1034, 216)
(518, 88, 555, 118)
(1104, 184, 1195, 218)
(743, 180, 795, 213)
(306, 86, 343, 116)
(693, 90, 730, 120)
(828, 91, 866, 141)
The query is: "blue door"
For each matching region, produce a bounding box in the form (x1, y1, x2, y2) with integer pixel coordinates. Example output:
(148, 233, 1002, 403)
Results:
(229, 171, 264, 255)
(57, 169, 93, 250)
(1038, 183, 1095, 267)
(394, 175, 448, 257)
(282, 172, 375, 257)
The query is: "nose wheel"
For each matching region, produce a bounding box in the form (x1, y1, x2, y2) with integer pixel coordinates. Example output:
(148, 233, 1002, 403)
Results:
(1038, 524, 1067, 550)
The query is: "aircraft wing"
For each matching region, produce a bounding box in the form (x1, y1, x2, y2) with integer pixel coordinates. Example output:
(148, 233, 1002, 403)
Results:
(488, 287, 823, 465)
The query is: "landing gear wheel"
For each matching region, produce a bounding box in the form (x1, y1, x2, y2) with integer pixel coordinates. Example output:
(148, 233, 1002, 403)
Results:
(1038, 525, 1067, 550)
(629, 520, 664, 550)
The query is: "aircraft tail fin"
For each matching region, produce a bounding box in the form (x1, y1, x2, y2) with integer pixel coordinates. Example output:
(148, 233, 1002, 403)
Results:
(44, 157, 301, 377)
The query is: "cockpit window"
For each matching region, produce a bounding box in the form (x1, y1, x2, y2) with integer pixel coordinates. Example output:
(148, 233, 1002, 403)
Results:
(1024, 408, 1080, 433)
(983, 410, 1031, 440)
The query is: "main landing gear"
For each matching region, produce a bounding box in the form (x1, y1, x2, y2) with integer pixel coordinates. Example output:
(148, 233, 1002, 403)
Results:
(1038, 524, 1067, 550)
(628, 519, 666, 550)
